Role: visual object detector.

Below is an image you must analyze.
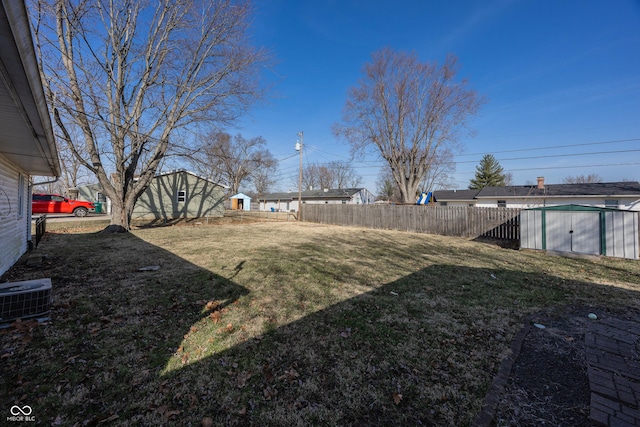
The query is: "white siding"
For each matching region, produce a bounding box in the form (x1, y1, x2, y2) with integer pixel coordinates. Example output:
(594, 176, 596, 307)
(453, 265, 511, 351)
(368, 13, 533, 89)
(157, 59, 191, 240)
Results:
(261, 200, 295, 212)
(520, 210, 543, 250)
(0, 153, 30, 277)
(605, 211, 639, 260)
(476, 197, 640, 211)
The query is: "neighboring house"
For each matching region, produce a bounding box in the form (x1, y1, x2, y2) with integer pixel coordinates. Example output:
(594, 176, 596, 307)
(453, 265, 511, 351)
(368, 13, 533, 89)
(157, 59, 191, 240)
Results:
(434, 178, 640, 211)
(0, 1, 60, 276)
(131, 170, 227, 220)
(229, 193, 251, 211)
(259, 188, 375, 212)
(70, 183, 106, 203)
(432, 189, 479, 207)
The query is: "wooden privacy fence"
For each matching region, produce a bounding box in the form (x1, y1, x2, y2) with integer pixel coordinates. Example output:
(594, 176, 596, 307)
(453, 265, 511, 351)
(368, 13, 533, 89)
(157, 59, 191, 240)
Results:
(302, 205, 521, 240)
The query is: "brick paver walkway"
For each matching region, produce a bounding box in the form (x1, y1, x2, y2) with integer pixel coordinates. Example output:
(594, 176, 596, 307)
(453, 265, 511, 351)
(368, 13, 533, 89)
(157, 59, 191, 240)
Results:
(586, 317, 640, 426)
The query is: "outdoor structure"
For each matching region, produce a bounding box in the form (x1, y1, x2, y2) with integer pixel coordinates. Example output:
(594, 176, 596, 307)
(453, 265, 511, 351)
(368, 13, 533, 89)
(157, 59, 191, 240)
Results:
(258, 188, 375, 212)
(520, 205, 639, 260)
(131, 170, 227, 220)
(416, 192, 434, 205)
(69, 183, 107, 213)
(230, 193, 251, 211)
(432, 189, 479, 207)
(70, 183, 105, 203)
(0, 1, 60, 276)
(435, 178, 640, 211)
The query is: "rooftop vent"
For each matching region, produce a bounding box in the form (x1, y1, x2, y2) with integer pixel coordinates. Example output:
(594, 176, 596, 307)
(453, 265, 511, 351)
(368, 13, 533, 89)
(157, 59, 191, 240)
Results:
(0, 279, 52, 323)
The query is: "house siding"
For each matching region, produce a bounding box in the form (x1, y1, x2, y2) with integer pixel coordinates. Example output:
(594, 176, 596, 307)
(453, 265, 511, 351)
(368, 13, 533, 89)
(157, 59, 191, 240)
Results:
(476, 197, 640, 211)
(0, 153, 30, 277)
(259, 188, 375, 212)
(132, 171, 225, 220)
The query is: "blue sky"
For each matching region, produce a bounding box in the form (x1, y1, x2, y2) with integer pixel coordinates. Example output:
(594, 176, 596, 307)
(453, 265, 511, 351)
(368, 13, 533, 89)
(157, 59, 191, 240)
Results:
(231, 0, 640, 193)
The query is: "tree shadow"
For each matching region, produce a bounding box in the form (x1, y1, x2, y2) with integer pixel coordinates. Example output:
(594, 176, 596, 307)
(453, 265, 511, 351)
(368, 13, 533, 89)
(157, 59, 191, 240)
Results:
(0, 231, 248, 425)
(132, 171, 225, 221)
(156, 263, 639, 426)
(2, 231, 638, 426)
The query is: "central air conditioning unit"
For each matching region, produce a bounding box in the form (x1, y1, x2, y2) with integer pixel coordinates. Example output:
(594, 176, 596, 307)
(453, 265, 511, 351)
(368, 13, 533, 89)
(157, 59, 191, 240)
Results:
(0, 278, 52, 323)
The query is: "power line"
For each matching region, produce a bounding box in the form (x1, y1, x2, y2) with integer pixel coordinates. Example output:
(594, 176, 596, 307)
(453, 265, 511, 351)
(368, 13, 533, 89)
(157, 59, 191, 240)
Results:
(459, 138, 640, 157)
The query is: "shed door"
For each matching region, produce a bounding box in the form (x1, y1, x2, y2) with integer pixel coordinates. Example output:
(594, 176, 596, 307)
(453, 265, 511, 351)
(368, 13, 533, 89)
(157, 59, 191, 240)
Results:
(546, 211, 600, 255)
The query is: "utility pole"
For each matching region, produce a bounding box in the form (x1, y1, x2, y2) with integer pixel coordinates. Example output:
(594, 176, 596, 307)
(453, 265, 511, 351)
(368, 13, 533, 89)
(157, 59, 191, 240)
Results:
(296, 131, 303, 221)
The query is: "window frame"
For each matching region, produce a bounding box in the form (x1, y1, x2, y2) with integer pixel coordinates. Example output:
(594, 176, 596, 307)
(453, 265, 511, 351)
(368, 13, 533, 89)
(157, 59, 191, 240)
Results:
(17, 173, 24, 218)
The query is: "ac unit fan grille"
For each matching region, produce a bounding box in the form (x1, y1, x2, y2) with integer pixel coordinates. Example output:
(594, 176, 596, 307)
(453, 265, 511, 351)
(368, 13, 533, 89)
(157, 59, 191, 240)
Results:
(0, 279, 52, 322)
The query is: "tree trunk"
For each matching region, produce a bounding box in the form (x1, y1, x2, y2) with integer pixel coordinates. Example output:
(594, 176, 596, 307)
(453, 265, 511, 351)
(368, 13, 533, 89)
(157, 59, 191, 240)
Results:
(104, 199, 132, 233)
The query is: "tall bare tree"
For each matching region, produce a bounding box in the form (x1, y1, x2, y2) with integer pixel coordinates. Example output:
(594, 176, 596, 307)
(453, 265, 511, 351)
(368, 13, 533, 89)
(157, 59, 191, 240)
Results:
(563, 174, 602, 184)
(191, 131, 274, 196)
(376, 167, 400, 202)
(298, 161, 361, 191)
(334, 48, 484, 203)
(32, 0, 267, 231)
(249, 151, 277, 197)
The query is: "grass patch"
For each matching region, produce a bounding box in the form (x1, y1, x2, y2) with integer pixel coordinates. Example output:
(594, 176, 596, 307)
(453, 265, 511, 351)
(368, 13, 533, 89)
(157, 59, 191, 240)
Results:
(2, 221, 639, 426)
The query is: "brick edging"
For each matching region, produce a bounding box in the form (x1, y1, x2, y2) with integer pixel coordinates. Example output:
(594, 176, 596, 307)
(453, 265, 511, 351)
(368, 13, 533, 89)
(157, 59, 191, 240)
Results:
(472, 320, 532, 427)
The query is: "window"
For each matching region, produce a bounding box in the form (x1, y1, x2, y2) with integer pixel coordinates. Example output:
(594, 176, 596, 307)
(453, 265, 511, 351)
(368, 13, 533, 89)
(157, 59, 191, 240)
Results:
(342, 199, 347, 204)
(440, 202, 448, 206)
(497, 200, 506, 207)
(97, 192, 107, 202)
(17, 173, 24, 217)
(605, 199, 618, 208)
(177, 190, 186, 203)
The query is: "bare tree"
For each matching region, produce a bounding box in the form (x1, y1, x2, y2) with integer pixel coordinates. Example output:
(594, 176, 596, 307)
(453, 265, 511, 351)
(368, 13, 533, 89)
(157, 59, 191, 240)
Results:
(334, 48, 484, 203)
(300, 163, 320, 191)
(376, 166, 400, 202)
(298, 161, 362, 190)
(32, 0, 268, 231)
(330, 161, 362, 189)
(191, 131, 274, 196)
(563, 174, 602, 184)
(250, 151, 277, 197)
(419, 148, 456, 191)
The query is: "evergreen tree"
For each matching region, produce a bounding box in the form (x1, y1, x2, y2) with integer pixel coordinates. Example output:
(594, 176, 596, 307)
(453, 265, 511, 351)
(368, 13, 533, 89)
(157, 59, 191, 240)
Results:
(469, 154, 507, 189)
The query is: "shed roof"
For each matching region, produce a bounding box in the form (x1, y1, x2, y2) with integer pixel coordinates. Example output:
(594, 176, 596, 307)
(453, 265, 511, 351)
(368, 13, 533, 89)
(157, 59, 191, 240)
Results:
(230, 192, 251, 200)
(522, 204, 632, 212)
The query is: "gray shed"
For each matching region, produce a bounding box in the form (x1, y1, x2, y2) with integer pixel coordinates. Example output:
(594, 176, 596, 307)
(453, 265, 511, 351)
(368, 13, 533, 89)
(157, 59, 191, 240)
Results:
(520, 205, 639, 259)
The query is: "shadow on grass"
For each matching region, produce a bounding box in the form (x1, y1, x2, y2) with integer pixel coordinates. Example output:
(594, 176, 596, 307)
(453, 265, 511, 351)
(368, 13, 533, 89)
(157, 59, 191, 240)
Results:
(0, 231, 248, 426)
(1, 231, 638, 426)
(155, 264, 639, 426)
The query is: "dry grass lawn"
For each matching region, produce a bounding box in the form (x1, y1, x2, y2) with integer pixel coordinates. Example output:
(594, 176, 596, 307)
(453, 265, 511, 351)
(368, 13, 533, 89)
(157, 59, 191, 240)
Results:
(1, 220, 639, 426)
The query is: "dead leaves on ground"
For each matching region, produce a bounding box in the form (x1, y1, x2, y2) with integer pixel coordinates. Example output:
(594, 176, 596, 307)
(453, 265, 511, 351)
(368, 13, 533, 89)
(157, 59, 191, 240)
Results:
(0, 318, 42, 359)
(392, 391, 403, 405)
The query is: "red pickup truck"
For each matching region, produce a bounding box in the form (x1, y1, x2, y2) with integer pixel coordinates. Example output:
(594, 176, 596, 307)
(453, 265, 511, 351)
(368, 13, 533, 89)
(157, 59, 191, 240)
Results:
(32, 194, 95, 217)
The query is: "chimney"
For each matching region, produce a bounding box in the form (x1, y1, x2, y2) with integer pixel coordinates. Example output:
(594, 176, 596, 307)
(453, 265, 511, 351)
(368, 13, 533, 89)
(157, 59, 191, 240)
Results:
(537, 177, 545, 190)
